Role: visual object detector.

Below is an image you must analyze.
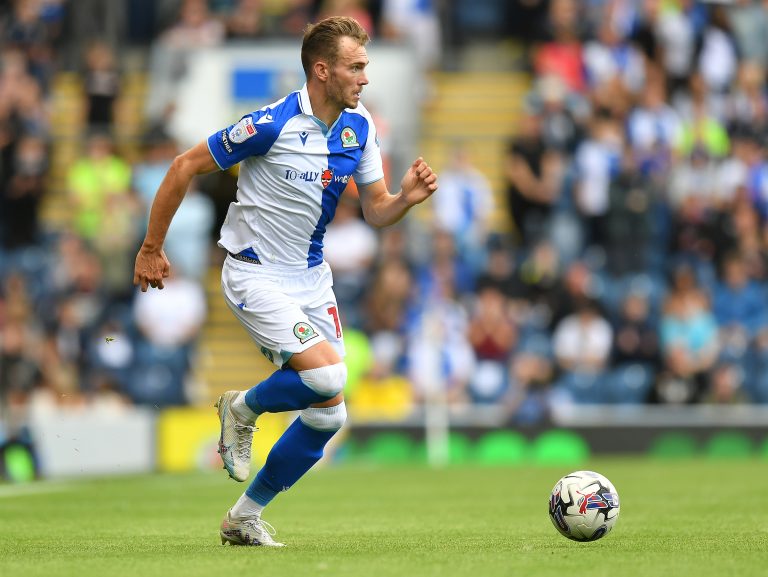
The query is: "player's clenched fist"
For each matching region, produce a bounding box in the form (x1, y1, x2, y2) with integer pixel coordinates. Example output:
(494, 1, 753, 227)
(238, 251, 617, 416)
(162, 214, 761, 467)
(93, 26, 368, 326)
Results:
(401, 157, 438, 207)
(133, 248, 170, 292)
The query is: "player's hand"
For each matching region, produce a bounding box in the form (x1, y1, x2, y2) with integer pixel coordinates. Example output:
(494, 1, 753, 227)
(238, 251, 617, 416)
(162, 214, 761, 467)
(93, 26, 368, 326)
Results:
(133, 246, 171, 292)
(400, 157, 438, 207)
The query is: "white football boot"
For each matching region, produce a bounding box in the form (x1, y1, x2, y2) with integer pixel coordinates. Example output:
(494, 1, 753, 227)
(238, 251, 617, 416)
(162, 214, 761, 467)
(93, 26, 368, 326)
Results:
(220, 510, 285, 547)
(215, 391, 255, 482)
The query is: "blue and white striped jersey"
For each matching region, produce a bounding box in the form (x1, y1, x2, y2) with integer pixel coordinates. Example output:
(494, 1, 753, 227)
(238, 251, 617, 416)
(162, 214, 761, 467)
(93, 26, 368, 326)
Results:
(207, 85, 384, 269)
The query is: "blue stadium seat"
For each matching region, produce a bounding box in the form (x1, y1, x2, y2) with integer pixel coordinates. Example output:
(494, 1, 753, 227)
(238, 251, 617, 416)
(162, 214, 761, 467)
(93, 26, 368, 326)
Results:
(555, 371, 604, 404)
(604, 363, 654, 404)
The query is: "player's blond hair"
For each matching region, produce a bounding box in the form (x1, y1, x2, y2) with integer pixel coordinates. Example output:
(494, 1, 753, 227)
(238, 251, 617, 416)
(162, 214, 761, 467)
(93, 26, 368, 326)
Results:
(301, 16, 370, 79)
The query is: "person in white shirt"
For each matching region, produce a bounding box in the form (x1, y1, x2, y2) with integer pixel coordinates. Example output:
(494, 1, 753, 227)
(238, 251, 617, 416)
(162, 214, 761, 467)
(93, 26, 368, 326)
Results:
(133, 16, 438, 547)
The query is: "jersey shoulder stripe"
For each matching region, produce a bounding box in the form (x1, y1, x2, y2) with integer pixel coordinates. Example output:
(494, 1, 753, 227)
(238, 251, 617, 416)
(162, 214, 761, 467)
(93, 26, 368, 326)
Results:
(207, 91, 303, 170)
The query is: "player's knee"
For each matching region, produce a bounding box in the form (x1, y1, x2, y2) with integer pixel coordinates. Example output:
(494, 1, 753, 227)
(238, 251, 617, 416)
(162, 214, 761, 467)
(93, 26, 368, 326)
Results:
(298, 362, 347, 397)
(300, 401, 347, 432)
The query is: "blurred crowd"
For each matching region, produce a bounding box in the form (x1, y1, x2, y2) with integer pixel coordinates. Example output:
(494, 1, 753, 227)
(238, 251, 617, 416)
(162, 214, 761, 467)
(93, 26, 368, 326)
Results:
(337, 0, 768, 422)
(2, 0, 768, 428)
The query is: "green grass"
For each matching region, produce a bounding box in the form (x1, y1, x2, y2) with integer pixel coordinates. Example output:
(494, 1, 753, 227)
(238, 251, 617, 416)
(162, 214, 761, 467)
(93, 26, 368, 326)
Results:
(1, 459, 767, 577)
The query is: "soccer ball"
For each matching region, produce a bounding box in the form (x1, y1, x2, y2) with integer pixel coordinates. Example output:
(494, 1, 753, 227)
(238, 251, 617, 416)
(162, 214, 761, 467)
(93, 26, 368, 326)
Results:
(548, 470, 620, 542)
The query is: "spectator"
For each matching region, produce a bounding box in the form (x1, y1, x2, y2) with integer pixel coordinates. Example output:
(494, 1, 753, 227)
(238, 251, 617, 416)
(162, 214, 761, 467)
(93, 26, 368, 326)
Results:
(553, 298, 613, 375)
(626, 71, 681, 179)
(611, 292, 660, 368)
(655, 0, 698, 99)
(224, 0, 265, 39)
(67, 132, 138, 299)
(405, 274, 476, 406)
(67, 132, 133, 242)
(381, 0, 441, 71)
(583, 13, 646, 96)
(82, 40, 121, 132)
(431, 143, 494, 273)
(145, 0, 225, 124)
(695, 5, 739, 97)
(726, 61, 768, 139)
(505, 112, 564, 246)
(573, 110, 624, 249)
(526, 74, 587, 154)
(712, 252, 767, 339)
(534, 0, 586, 93)
(728, 0, 768, 70)
(131, 270, 207, 406)
(363, 258, 413, 378)
(466, 284, 517, 403)
(317, 0, 374, 36)
(657, 265, 720, 403)
(1, 133, 47, 250)
(604, 154, 654, 275)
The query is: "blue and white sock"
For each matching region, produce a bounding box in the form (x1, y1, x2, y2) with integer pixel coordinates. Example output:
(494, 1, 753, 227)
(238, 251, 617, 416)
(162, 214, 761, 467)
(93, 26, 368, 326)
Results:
(244, 404, 346, 510)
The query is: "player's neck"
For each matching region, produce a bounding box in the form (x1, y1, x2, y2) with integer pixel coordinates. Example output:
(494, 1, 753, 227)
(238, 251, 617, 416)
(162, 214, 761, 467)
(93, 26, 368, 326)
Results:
(306, 84, 342, 129)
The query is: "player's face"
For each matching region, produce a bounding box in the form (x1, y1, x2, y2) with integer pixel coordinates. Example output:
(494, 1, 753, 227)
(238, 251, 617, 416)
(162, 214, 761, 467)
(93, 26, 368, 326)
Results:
(327, 36, 369, 110)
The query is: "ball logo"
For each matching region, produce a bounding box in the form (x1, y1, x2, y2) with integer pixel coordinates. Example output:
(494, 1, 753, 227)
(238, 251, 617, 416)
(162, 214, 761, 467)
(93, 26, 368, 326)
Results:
(321, 169, 333, 188)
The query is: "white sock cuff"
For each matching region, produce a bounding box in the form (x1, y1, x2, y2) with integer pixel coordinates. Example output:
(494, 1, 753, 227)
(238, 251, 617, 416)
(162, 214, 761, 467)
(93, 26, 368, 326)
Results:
(232, 391, 259, 423)
(299, 402, 347, 432)
(230, 493, 264, 520)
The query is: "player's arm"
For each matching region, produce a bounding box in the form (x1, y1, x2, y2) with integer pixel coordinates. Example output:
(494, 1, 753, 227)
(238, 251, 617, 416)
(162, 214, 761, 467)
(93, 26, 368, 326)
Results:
(134, 141, 219, 291)
(358, 157, 438, 228)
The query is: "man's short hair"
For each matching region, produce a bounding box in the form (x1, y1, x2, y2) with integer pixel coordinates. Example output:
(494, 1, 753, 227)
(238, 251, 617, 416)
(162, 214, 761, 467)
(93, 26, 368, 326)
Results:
(301, 16, 370, 79)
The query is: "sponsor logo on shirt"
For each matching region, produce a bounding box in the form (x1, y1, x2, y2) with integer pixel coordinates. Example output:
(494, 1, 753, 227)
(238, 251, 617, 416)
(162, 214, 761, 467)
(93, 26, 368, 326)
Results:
(285, 169, 321, 182)
(228, 117, 256, 144)
(321, 169, 333, 188)
(340, 126, 359, 148)
(220, 130, 232, 153)
(283, 168, 350, 188)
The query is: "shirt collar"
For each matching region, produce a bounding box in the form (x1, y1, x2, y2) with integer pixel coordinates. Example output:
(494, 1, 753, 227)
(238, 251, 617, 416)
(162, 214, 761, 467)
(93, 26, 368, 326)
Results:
(299, 83, 341, 136)
(298, 84, 313, 116)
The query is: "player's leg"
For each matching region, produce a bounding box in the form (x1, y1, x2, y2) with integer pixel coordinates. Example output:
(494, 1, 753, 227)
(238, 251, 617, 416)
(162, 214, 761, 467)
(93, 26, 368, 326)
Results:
(228, 342, 346, 519)
(223, 291, 347, 546)
(215, 261, 343, 482)
(239, 340, 344, 415)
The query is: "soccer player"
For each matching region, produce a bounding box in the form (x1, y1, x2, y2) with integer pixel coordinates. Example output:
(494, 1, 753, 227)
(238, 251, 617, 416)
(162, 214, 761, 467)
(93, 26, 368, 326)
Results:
(133, 16, 438, 546)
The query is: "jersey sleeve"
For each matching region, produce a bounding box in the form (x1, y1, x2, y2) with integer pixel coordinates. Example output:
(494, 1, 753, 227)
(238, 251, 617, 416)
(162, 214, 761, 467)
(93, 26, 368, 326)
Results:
(353, 119, 385, 186)
(207, 110, 278, 170)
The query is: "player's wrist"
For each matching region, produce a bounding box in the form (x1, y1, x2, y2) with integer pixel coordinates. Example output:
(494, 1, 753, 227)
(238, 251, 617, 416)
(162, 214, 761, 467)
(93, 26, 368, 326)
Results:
(395, 190, 415, 210)
(140, 239, 163, 253)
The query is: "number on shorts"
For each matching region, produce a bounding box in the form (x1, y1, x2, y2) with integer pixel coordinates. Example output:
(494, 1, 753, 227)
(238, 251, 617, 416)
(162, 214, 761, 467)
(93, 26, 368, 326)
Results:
(327, 306, 342, 338)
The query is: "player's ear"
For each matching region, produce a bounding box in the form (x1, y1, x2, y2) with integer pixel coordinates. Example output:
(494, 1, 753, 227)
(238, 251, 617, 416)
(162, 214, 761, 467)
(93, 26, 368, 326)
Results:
(314, 60, 329, 82)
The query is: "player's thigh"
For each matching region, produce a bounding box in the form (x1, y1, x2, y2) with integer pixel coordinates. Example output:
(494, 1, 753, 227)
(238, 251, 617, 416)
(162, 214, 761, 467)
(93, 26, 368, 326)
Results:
(289, 340, 343, 371)
(303, 290, 346, 362)
(222, 274, 328, 368)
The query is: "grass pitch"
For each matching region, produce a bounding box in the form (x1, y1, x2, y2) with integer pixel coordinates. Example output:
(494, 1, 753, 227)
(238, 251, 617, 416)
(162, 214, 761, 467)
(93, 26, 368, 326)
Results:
(1, 458, 767, 577)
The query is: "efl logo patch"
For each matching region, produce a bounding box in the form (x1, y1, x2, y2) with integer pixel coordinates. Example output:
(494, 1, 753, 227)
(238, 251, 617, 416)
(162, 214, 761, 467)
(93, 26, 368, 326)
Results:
(229, 117, 256, 144)
(293, 322, 318, 344)
(321, 169, 333, 188)
(340, 126, 358, 148)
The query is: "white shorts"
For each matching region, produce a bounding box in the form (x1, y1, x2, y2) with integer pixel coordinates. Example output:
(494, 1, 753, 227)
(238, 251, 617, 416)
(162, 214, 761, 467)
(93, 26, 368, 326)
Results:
(221, 256, 345, 368)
